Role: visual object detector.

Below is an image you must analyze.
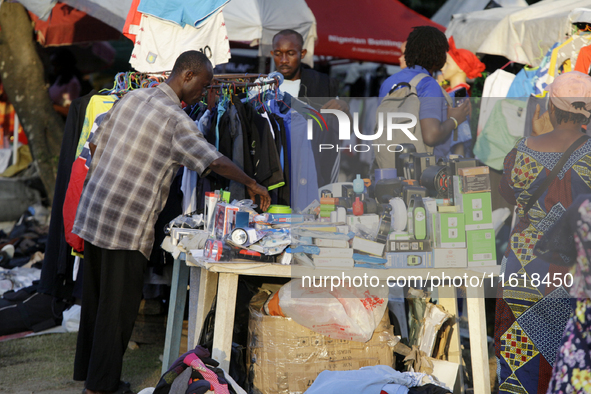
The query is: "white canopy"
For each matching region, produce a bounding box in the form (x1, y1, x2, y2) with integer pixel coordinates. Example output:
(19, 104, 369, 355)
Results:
(223, 0, 317, 66)
(432, 0, 527, 28)
(445, 6, 523, 54)
(447, 0, 591, 67)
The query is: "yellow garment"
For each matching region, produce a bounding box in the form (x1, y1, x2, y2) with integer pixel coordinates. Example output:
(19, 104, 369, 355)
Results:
(76, 94, 118, 157)
(0, 145, 32, 177)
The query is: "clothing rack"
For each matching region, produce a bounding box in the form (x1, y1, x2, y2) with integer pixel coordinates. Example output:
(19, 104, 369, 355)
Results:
(209, 73, 280, 89)
(102, 71, 169, 95)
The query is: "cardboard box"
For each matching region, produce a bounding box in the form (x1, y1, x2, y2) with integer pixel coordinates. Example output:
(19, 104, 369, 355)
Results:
(459, 166, 491, 193)
(436, 213, 466, 248)
(455, 192, 493, 230)
(386, 251, 434, 268)
(316, 247, 354, 258)
(388, 239, 432, 253)
(433, 248, 468, 268)
(248, 293, 394, 394)
(312, 256, 354, 268)
(388, 231, 411, 241)
(352, 236, 385, 256)
(313, 238, 349, 248)
(213, 203, 239, 239)
(422, 197, 437, 246)
(466, 229, 497, 267)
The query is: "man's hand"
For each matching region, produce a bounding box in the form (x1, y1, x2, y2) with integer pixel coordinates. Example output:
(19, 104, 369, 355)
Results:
(532, 104, 553, 136)
(208, 156, 271, 211)
(247, 182, 271, 212)
(321, 99, 349, 113)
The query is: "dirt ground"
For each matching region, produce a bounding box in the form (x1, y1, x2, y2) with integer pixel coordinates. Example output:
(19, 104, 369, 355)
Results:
(0, 332, 165, 394)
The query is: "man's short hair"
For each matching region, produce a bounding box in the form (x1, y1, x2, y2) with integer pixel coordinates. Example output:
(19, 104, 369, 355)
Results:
(272, 29, 304, 49)
(404, 26, 449, 72)
(172, 51, 211, 75)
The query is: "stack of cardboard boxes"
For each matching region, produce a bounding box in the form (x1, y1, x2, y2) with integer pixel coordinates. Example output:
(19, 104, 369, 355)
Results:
(248, 292, 395, 394)
(383, 166, 497, 269)
(451, 167, 497, 267)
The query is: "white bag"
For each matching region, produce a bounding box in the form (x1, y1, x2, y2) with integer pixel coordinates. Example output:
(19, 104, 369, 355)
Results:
(62, 304, 81, 332)
(266, 278, 388, 342)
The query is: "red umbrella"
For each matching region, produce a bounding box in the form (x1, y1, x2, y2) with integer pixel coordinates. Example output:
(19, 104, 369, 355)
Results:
(28, 2, 121, 47)
(306, 0, 444, 64)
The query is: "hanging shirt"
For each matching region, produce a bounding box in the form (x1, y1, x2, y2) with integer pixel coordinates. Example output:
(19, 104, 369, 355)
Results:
(575, 45, 591, 75)
(130, 10, 230, 72)
(64, 93, 118, 253)
(279, 79, 301, 98)
(137, 0, 229, 28)
(506, 67, 538, 98)
(269, 97, 318, 212)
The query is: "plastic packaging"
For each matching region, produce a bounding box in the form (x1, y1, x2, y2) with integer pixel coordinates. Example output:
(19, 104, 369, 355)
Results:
(265, 278, 389, 342)
(165, 214, 204, 234)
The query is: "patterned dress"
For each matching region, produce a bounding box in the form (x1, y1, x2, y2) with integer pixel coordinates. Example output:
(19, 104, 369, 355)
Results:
(495, 138, 591, 394)
(535, 196, 591, 394)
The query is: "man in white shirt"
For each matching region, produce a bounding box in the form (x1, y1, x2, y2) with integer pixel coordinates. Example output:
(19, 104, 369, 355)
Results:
(271, 29, 349, 186)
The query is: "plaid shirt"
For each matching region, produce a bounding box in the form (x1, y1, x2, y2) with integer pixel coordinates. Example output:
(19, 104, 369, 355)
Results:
(73, 83, 222, 259)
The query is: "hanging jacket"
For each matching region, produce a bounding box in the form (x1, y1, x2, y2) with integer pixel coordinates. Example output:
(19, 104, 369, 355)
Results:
(268, 96, 318, 212)
(63, 94, 118, 253)
(39, 91, 94, 300)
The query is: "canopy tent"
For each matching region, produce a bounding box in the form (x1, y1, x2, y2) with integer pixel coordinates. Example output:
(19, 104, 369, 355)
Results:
(432, 0, 527, 28)
(20, 0, 442, 66)
(28, 2, 122, 46)
(447, 0, 591, 67)
(60, 0, 132, 31)
(18, 0, 133, 31)
(223, 0, 317, 67)
(477, 0, 591, 67)
(305, 0, 444, 65)
(445, 6, 523, 54)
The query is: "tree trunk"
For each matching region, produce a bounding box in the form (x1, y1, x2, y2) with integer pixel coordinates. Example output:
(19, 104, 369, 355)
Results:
(0, 2, 64, 205)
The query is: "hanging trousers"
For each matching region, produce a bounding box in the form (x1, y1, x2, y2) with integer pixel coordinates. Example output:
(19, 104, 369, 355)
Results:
(73, 241, 147, 392)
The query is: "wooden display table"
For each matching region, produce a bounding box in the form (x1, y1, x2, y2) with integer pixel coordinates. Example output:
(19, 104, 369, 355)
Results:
(162, 254, 500, 394)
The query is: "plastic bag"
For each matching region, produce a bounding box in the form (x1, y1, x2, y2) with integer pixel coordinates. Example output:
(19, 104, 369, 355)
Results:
(62, 304, 81, 332)
(265, 278, 388, 342)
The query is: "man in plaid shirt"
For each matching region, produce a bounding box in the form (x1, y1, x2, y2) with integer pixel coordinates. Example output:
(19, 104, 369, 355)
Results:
(72, 51, 270, 394)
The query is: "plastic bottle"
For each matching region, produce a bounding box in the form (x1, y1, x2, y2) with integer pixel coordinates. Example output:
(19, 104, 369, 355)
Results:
(353, 174, 364, 194)
(352, 197, 364, 216)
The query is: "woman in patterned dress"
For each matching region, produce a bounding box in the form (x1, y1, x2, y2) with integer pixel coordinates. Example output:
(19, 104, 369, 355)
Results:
(495, 71, 591, 394)
(534, 194, 591, 393)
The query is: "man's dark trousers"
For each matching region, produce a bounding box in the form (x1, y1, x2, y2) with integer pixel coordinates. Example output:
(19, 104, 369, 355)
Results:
(73, 241, 147, 392)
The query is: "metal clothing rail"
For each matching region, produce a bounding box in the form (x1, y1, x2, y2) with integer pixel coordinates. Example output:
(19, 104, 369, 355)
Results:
(209, 73, 280, 89)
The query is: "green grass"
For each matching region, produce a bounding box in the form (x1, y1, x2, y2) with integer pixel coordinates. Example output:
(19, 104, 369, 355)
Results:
(0, 333, 164, 393)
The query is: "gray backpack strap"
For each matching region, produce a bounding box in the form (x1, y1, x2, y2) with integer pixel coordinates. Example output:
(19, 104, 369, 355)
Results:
(441, 87, 453, 106)
(408, 73, 429, 89)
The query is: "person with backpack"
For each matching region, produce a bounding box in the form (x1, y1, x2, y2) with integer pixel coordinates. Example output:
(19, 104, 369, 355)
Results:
(377, 26, 471, 160)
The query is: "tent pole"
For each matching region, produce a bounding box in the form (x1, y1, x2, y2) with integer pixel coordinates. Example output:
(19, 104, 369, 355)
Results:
(258, 56, 266, 74)
(13, 113, 18, 166)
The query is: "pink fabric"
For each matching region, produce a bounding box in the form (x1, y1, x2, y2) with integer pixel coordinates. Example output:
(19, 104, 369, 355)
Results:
(183, 353, 230, 394)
